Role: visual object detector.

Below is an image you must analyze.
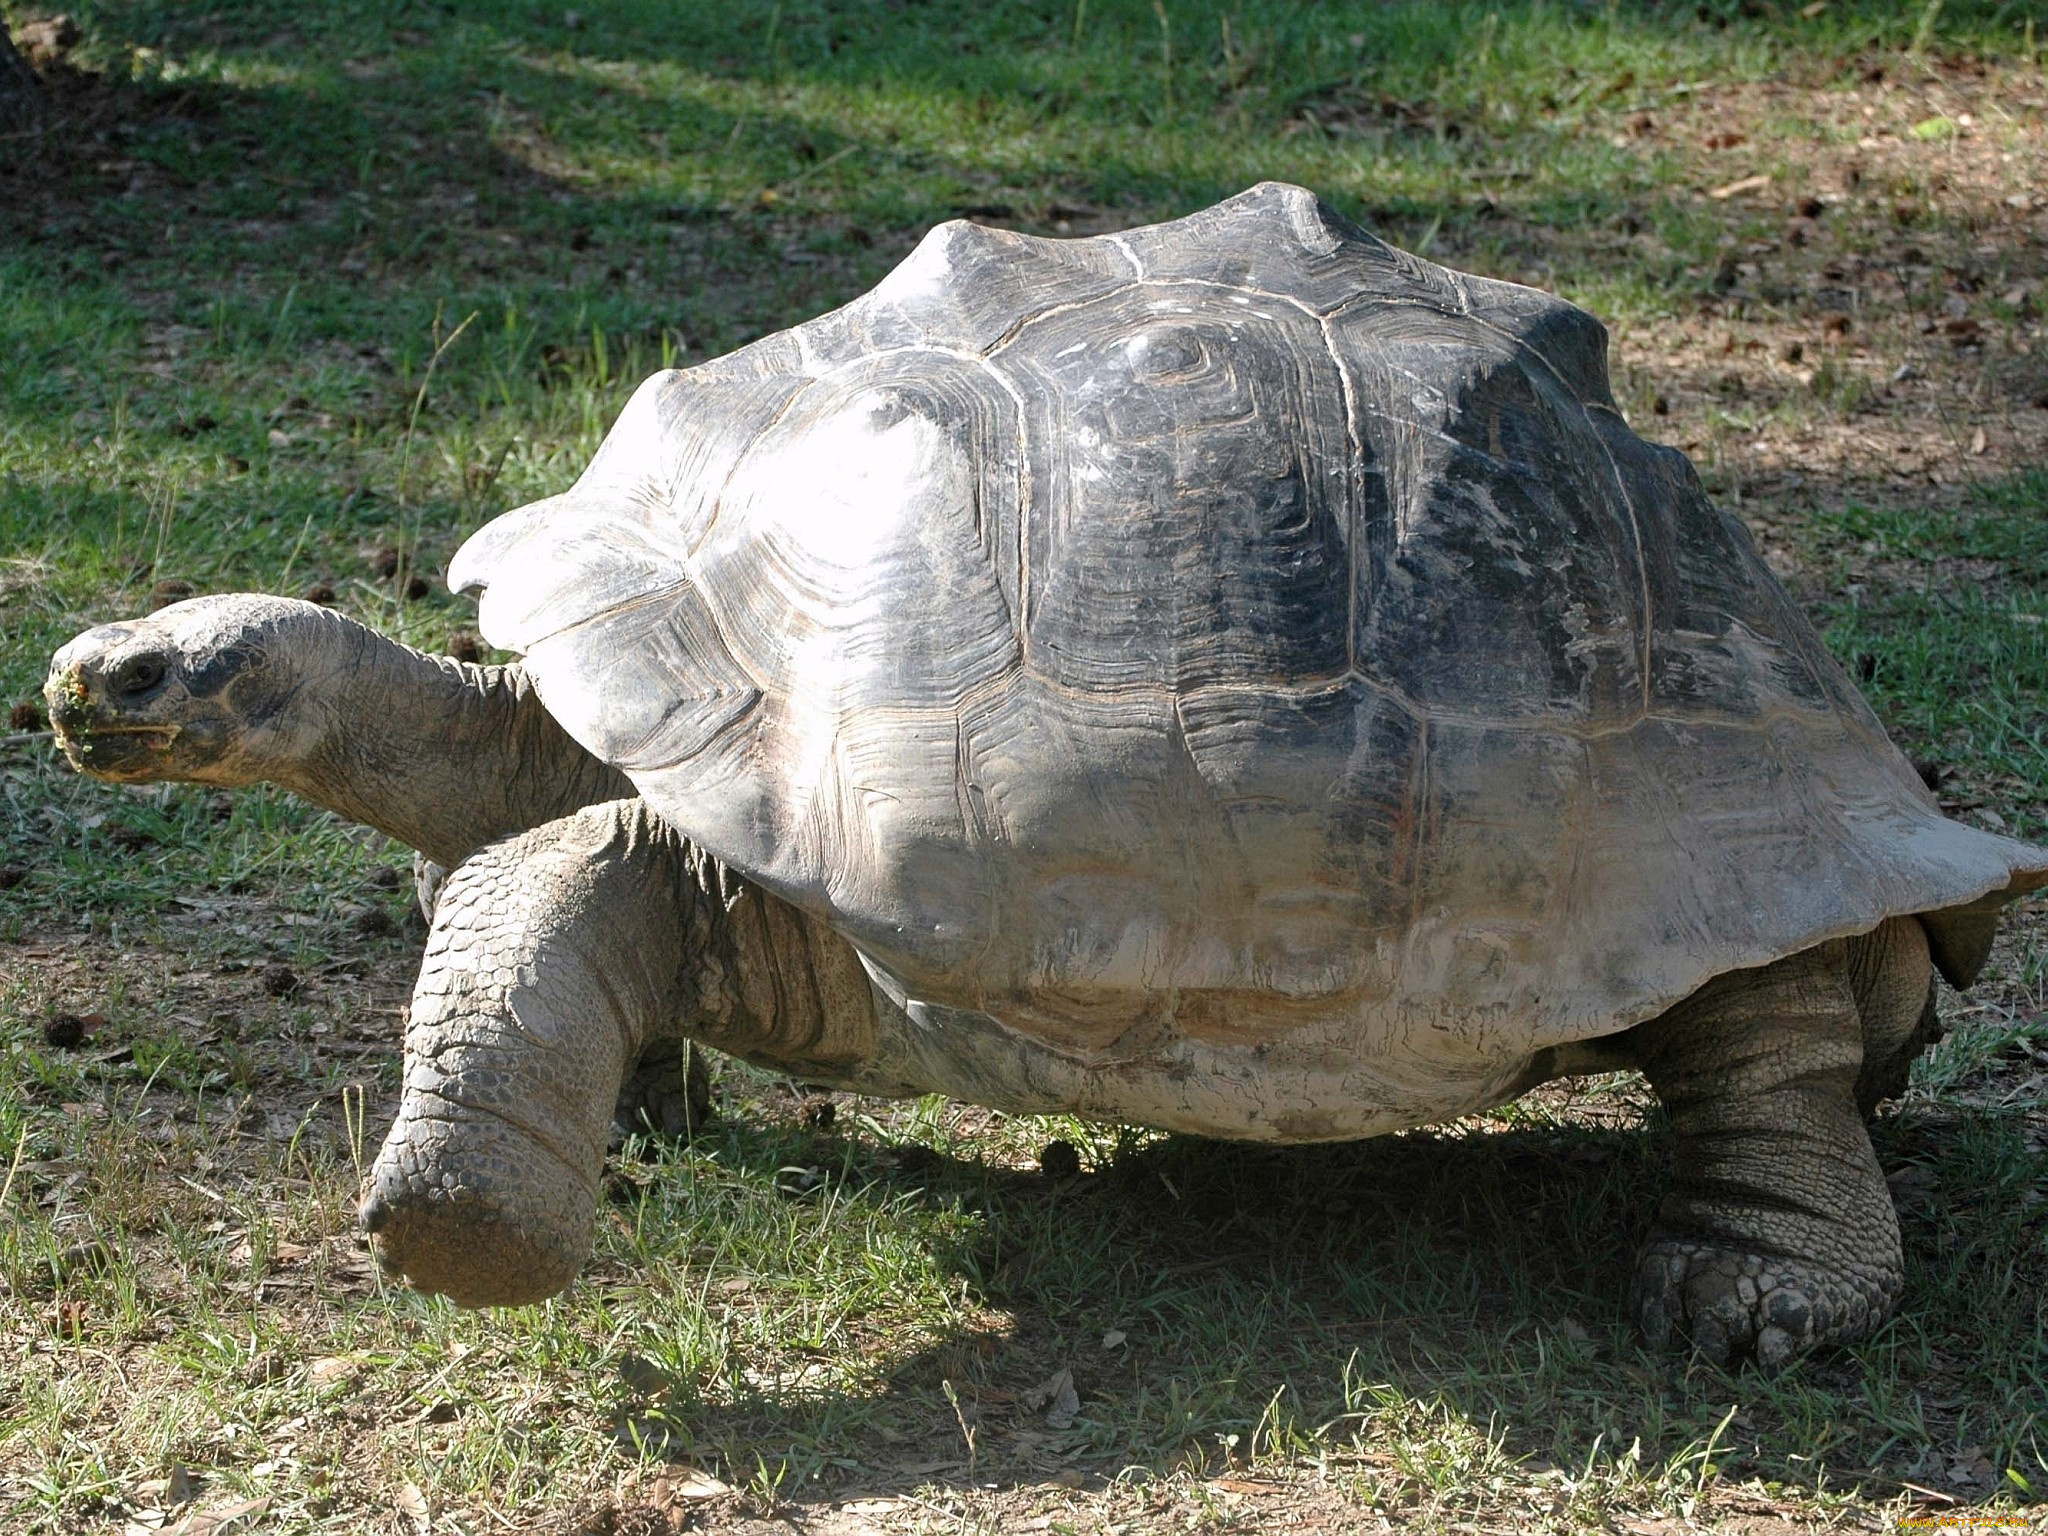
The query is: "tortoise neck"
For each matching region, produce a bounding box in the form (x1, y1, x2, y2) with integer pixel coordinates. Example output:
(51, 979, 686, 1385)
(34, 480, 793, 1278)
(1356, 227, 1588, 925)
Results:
(279, 614, 635, 868)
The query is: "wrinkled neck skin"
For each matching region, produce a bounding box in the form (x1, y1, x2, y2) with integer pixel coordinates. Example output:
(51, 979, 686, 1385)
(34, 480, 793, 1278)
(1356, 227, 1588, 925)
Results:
(281, 616, 636, 869)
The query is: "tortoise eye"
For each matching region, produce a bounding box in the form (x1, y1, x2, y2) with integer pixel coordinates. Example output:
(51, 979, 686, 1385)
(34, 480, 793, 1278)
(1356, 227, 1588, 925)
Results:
(111, 653, 168, 698)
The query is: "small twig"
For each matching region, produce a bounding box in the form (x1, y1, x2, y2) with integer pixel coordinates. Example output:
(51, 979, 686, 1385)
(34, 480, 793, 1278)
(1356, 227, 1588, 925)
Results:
(343, 1082, 369, 1185)
(395, 304, 481, 502)
(1156, 1252, 1261, 1278)
(1153, 0, 1174, 116)
(275, 506, 319, 595)
(941, 1379, 978, 1478)
(392, 306, 480, 624)
(0, 1123, 29, 1211)
(1891, 261, 1972, 465)
(1886, 1477, 1960, 1504)
(771, 141, 859, 192)
(1, 730, 56, 749)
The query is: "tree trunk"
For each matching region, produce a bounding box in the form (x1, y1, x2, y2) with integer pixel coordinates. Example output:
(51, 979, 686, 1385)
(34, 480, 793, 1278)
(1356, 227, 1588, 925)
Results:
(0, 17, 42, 134)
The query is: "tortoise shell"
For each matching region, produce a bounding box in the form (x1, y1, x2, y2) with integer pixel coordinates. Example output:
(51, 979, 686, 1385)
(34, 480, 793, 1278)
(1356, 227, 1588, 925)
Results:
(453, 183, 2046, 1104)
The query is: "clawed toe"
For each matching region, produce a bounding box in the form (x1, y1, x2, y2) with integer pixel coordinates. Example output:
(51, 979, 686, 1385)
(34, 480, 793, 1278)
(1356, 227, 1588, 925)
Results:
(1630, 1236, 1890, 1370)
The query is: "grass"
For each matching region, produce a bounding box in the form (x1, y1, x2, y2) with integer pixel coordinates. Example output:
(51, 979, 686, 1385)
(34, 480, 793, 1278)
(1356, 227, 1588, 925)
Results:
(2, 1, 2046, 1531)
(1812, 472, 2048, 843)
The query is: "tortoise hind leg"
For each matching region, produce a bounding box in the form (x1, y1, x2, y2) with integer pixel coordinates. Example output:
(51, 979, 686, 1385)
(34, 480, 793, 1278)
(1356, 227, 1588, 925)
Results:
(613, 1038, 712, 1142)
(1847, 915, 1941, 1116)
(1621, 936, 1904, 1368)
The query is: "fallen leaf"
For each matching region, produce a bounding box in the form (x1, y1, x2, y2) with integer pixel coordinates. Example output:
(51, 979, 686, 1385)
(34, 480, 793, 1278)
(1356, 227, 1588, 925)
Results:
(1947, 1450, 1995, 1487)
(653, 1467, 732, 1503)
(1023, 1367, 1081, 1430)
(307, 1355, 359, 1389)
(396, 1480, 430, 1534)
(1970, 427, 1988, 455)
(16, 14, 81, 63)
(618, 1353, 669, 1397)
(1101, 1329, 1127, 1350)
(163, 1498, 270, 1536)
(1887, 1164, 1941, 1215)
(773, 1164, 825, 1197)
(328, 1247, 378, 1284)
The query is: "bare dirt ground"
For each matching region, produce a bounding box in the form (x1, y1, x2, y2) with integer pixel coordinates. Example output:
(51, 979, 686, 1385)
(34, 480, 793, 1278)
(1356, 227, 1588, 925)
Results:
(1585, 62, 2047, 565)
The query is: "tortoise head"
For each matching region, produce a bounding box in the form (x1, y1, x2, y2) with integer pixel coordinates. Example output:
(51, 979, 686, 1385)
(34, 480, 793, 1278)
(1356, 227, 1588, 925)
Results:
(44, 595, 344, 786)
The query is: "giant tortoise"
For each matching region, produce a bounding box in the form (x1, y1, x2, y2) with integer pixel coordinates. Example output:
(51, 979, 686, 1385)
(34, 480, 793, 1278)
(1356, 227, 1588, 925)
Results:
(46, 183, 2048, 1367)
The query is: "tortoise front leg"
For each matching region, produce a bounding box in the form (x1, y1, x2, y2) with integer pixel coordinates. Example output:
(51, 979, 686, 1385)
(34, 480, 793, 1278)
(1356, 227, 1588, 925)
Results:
(1623, 940, 1903, 1369)
(360, 801, 693, 1305)
(410, 848, 713, 1146)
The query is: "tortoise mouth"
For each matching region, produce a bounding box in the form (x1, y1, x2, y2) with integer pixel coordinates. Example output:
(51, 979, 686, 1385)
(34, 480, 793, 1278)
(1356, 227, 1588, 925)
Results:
(56, 722, 185, 777)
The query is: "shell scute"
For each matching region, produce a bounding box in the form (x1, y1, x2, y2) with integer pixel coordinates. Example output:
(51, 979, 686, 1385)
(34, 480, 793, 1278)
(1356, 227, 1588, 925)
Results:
(998, 287, 1353, 692)
(1331, 314, 1647, 722)
(1115, 182, 1461, 320)
(816, 217, 1132, 361)
(454, 354, 807, 656)
(1176, 680, 1425, 962)
(522, 584, 758, 775)
(1412, 721, 1586, 931)
(1445, 269, 1619, 411)
(693, 357, 1023, 711)
(1623, 428, 1852, 722)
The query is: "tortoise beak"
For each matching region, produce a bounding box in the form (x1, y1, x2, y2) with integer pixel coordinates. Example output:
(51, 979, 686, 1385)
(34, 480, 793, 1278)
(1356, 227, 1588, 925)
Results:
(44, 631, 184, 779)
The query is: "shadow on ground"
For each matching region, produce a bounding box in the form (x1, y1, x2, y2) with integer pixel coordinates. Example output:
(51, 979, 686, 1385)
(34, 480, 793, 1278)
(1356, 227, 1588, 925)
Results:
(585, 1075, 2045, 1510)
